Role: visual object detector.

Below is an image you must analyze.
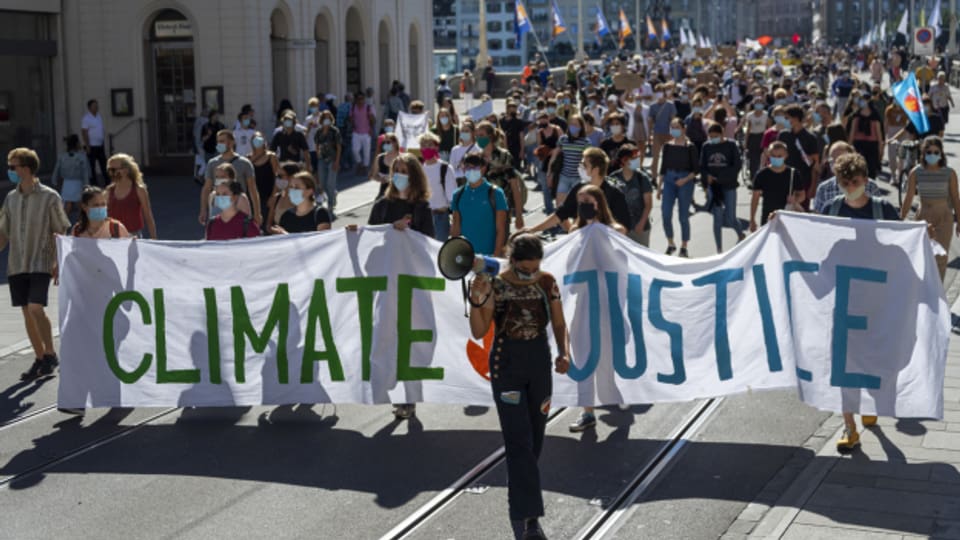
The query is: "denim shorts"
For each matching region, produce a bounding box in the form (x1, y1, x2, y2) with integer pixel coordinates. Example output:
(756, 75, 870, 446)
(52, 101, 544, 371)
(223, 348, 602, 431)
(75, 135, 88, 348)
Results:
(556, 174, 579, 195)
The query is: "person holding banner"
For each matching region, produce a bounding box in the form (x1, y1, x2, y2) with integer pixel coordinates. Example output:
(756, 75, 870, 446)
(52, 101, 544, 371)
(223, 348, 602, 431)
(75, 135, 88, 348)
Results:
(205, 167, 261, 241)
(370, 133, 401, 201)
(270, 172, 331, 235)
(467, 233, 569, 540)
(71, 186, 130, 239)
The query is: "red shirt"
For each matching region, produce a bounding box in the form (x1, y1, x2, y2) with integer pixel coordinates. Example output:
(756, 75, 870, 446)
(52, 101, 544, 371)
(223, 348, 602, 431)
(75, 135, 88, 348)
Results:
(205, 212, 260, 241)
(108, 185, 143, 233)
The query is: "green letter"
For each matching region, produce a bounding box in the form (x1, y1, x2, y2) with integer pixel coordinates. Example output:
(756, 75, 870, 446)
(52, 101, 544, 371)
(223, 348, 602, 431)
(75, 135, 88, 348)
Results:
(396, 275, 445, 381)
(231, 284, 290, 384)
(302, 279, 345, 382)
(204, 288, 222, 384)
(102, 291, 153, 384)
(336, 276, 388, 381)
(156, 289, 200, 383)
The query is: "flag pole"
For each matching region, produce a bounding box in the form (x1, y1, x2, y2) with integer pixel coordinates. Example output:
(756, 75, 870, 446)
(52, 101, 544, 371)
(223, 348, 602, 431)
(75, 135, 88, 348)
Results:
(528, 22, 552, 71)
(576, 0, 586, 61)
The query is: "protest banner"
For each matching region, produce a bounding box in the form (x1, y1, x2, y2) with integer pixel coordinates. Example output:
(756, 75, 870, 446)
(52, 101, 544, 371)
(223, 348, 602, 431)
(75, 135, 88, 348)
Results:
(396, 111, 428, 150)
(468, 100, 494, 122)
(57, 214, 949, 418)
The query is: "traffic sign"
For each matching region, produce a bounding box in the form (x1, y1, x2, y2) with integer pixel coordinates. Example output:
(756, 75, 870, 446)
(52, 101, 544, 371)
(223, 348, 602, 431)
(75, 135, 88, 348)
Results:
(915, 26, 935, 55)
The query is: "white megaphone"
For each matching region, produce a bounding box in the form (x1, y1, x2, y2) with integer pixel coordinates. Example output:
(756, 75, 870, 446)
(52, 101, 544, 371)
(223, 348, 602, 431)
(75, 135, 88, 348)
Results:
(437, 236, 500, 280)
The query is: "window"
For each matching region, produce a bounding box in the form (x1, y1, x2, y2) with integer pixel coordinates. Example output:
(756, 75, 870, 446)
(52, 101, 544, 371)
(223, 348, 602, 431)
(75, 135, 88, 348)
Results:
(488, 21, 502, 32)
(489, 39, 502, 50)
(487, 2, 501, 13)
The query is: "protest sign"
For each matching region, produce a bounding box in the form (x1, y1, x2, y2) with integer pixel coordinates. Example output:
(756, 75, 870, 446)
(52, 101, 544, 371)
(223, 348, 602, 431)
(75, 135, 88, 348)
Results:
(468, 100, 494, 122)
(396, 111, 428, 150)
(57, 214, 948, 418)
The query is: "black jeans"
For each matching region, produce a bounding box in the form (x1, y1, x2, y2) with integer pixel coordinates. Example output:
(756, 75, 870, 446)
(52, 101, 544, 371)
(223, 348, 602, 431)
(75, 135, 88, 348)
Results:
(87, 145, 108, 187)
(490, 334, 552, 521)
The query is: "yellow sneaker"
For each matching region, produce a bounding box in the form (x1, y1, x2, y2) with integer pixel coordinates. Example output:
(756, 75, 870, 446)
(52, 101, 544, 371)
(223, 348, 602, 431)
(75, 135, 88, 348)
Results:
(862, 415, 878, 427)
(837, 428, 861, 451)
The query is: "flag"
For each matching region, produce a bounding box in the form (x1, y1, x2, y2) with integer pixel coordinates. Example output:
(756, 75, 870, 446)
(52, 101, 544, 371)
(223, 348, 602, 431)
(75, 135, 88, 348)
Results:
(618, 8, 633, 48)
(929, 0, 942, 37)
(684, 28, 695, 46)
(705, 35, 712, 48)
(698, 33, 708, 48)
(892, 72, 930, 134)
(515, 1, 532, 47)
(679, 27, 688, 46)
(596, 6, 610, 38)
(661, 19, 671, 42)
(792, 32, 801, 45)
(897, 9, 909, 36)
(551, 0, 566, 38)
(646, 15, 658, 41)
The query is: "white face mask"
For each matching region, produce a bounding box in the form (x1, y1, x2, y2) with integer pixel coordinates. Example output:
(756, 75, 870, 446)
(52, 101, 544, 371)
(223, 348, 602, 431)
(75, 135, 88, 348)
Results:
(578, 164, 591, 182)
(844, 184, 866, 201)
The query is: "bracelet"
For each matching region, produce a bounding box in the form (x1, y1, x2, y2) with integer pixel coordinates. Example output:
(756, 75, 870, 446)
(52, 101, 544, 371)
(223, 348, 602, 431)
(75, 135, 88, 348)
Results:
(468, 293, 491, 308)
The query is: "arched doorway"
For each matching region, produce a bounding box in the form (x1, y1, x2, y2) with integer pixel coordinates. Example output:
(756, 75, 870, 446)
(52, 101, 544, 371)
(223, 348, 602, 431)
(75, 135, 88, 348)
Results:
(315, 12, 332, 95)
(345, 7, 364, 94)
(378, 19, 391, 106)
(145, 8, 195, 158)
(409, 23, 420, 101)
(271, 8, 290, 109)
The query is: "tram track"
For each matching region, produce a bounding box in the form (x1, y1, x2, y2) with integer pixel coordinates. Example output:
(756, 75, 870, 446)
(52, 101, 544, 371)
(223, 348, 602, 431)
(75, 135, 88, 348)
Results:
(0, 404, 58, 432)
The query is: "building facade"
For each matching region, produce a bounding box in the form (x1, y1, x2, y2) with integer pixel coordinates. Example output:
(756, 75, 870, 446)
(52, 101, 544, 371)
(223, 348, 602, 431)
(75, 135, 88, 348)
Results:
(756, 0, 814, 45)
(817, 0, 906, 45)
(0, 0, 433, 171)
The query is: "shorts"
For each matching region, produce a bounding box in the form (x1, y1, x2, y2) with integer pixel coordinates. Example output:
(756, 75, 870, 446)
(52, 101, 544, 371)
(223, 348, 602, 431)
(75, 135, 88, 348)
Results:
(556, 174, 579, 195)
(9, 273, 52, 307)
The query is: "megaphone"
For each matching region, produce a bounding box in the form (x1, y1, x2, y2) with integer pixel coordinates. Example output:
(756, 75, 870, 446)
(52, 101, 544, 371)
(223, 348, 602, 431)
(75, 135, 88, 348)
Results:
(437, 236, 500, 280)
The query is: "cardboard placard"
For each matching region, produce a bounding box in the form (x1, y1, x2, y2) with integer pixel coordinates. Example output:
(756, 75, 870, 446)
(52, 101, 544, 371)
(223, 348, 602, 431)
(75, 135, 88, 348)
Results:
(696, 47, 713, 59)
(613, 72, 643, 92)
(718, 45, 737, 59)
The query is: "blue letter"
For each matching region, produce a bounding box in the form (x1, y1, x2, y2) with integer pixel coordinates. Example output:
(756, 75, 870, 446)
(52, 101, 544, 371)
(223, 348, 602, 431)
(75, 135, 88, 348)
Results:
(564, 271, 601, 381)
(751, 265, 783, 373)
(831, 265, 885, 389)
(649, 278, 684, 385)
(692, 269, 744, 381)
(783, 261, 820, 381)
(606, 272, 647, 379)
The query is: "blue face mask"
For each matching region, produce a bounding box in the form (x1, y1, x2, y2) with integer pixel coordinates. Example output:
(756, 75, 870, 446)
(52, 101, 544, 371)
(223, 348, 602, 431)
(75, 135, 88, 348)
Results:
(692, 107, 703, 114)
(774, 116, 788, 127)
(546, 107, 557, 115)
(460, 132, 471, 142)
(709, 136, 722, 145)
(440, 117, 450, 125)
(812, 112, 822, 124)
(216, 143, 228, 154)
(385, 126, 395, 134)
(568, 126, 581, 136)
(628, 158, 642, 171)
(753, 102, 765, 110)
(308, 107, 318, 114)
(926, 152, 942, 165)
(214, 195, 232, 210)
(241, 118, 251, 128)
(283, 120, 295, 129)
(382, 143, 394, 153)
(769, 156, 786, 168)
(252, 136, 265, 149)
(7, 169, 21, 185)
(465, 169, 483, 184)
(392, 173, 409, 191)
(88, 206, 108, 221)
(669, 128, 683, 138)
(289, 189, 305, 205)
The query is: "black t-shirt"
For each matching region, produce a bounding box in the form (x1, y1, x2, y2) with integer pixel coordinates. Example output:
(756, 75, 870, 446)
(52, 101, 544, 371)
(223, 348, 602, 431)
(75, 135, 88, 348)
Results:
(549, 116, 568, 133)
(271, 130, 309, 162)
(500, 115, 528, 155)
(279, 205, 331, 233)
(368, 197, 435, 237)
(609, 169, 654, 230)
(699, 140, 742, 188)
(906, 114, 945, 139)
(777, 128, 819, 186)
(752, 166, 805, 224)
(820, 197, 900, 220)
(555, 180, 631, 229)
(600, 137, 633, 160)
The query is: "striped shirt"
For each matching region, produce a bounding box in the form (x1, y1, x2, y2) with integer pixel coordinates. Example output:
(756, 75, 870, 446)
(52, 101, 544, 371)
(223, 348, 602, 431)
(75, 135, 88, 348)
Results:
(0, 181, 71, 276)
(558, 135, 590, 177)
(915, 166, 952, 200)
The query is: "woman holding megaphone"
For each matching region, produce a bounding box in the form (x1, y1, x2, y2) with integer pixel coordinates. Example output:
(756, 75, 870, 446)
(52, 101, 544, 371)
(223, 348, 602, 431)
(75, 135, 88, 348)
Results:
(467, 233, 570, 540)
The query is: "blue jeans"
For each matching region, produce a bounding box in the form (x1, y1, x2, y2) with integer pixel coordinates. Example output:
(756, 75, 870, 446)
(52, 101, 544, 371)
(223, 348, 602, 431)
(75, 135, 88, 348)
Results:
(432, 212, 451, 242)
(660, 170, 694, 242)
(317, 159, 338, 210)
(710, 186, 744, 252)
(536, 167, 555, 214)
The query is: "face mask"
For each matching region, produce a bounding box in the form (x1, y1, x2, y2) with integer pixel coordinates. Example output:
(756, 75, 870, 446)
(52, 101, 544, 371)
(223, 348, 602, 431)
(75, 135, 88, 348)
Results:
(421, 148, 439, 161)
(322, 119, 332, 127)
(476, 136, 491, 149)
(465, 169, 483, 184)
(214, 176, 230, 186)
(577, 164, 591, 181)
(670, 128, 683, 138)
(562, 99, 571, 105)
(775, 99, 786, 106)
(588, 100, 597, 107)
(844, 184, 865, 201)
(609, 125, 622, 135)
(926, 152, 942, 165)
(308, 107, 318, 114)
(275, 178, 290, 190)
(754, 102, 765, 110)
(7, 170, 20, 185)
(283, 120, 295, 129)
(382, 143, 394, 153)
(628, 158, 642, 171)
(440, 117, 450, 126)
(88, 206, 108, 222)
(812, 112, 822, 124)
(692, 107, 703, 114)
(514, 267, 539, 281)
(252, 136, 265, 149)
(568, 126, 581, 136)
(288, 189, 305, 205)
(709, 136, 722, 145)
(385, 126, 395, 134)
(769, 156, 786, 168)
(858, 99, 868, 108)
(214, 195, 232, 210)
(546, 107, 557, 115)
(242, 118, 251, 128)
(578, 201, 598, 221)
(775, 116, 788, 127)
(460, 132, 471, 142)
(216, 142, 228, 154)
(392, 173, 409, 191)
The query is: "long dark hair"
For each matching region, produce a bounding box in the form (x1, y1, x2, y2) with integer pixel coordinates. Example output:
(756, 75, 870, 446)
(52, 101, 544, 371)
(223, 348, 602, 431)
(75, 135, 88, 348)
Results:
(921, 136, 948, 168)
(75, 186, 105, 235)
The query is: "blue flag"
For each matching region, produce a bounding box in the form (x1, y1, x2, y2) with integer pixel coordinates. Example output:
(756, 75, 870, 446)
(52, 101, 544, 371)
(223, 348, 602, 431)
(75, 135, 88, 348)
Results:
(892, 72, 930, 134)
(596, 6, 611, 38)
(515, 1, 532, 48)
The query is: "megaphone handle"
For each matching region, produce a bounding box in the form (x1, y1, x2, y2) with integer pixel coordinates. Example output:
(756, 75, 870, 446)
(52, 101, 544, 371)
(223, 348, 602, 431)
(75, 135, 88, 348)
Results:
(461, 278, 469, 318)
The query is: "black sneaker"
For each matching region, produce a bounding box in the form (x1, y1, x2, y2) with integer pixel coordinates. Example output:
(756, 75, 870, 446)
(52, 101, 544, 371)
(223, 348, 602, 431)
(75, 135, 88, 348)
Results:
(522, 518, 547, 540)
(20, 359, 44, 381)
(39, 354, 59, 377)
(665, 246, 677, 256)
(679, 247, 689, 258)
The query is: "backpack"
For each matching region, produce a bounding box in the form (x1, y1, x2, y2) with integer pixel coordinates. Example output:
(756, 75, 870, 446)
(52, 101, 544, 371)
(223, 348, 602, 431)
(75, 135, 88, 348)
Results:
(827, 195, 883, 219)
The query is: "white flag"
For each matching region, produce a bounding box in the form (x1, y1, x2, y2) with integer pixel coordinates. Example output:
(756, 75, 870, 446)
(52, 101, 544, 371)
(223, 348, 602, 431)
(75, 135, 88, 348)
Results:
(929, 0, 942, 37)
(698, 33, 707, 48)
(897, 8, 909, 36)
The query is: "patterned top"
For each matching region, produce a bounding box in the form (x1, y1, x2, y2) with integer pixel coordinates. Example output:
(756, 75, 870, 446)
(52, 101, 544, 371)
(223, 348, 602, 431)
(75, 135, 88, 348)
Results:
(915, 166, 953, 201)
(493, 273, 561, 341)
(0, 182, 71, 276)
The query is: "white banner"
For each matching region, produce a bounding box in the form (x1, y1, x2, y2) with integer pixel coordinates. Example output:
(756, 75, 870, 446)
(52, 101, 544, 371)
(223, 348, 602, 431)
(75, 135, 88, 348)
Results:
(57, 214, 949, 418)
(396, 111, 428, 150)
(468, 100, 494, 122)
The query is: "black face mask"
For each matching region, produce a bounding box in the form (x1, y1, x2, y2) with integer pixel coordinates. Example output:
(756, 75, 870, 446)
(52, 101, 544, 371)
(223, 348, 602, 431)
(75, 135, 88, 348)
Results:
(578, 202, 597, 221)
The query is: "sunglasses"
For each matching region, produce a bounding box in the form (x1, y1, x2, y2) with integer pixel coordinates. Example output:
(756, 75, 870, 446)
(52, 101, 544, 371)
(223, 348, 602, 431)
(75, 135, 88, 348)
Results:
(926, 151, 941, 156)
(7, 164, 17, 171)
(107, 167, 122, 174)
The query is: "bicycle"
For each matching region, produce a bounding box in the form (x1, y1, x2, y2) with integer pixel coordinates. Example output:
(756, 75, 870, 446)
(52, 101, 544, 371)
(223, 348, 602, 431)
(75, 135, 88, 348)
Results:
(896, 139, 919, 208)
